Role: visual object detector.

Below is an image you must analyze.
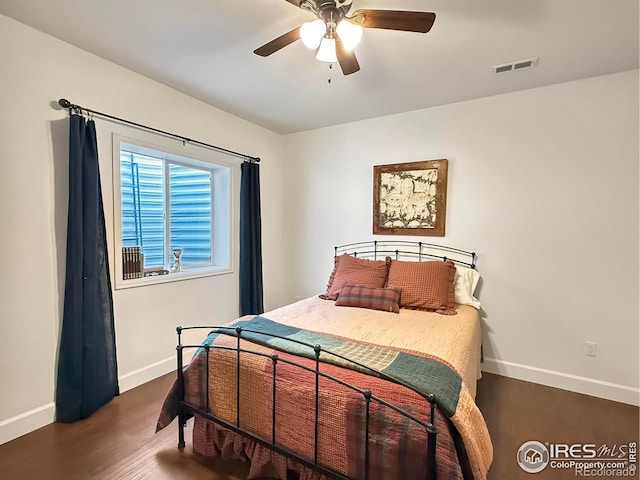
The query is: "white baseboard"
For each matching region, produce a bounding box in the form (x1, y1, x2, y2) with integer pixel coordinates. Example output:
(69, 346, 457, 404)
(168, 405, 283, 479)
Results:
(0, 356, 176, 446)
(0, 402, 55, 446)
(118, 355, 175, 393)
(4, 356, 635, 447)
(482, 357, 639, 406)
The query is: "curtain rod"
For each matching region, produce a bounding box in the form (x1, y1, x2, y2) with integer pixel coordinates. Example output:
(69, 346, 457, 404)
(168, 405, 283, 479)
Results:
(57, 98, 260, 163)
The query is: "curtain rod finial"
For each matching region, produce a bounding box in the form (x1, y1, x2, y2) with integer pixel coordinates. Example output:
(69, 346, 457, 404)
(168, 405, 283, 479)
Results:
(58, 98, 71, 108)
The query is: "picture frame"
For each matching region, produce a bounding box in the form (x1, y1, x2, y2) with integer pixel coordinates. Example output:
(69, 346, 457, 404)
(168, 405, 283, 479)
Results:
(373, 159, 448, 237)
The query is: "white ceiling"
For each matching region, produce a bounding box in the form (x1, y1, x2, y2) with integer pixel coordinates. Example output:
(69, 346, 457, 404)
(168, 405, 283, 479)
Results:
(0, 0, 638, 134)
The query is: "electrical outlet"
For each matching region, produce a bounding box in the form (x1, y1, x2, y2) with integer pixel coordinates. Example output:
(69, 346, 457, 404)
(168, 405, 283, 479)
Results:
(585, 341, 598, 357)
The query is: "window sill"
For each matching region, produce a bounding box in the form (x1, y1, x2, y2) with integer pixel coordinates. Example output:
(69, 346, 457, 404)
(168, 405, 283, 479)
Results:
(114, 265, 232, 290)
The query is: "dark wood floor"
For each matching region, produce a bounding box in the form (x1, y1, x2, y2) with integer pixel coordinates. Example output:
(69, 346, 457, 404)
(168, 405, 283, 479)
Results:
(0, 373, 249, 480)
(0, 372, 637, 479)
(475, 374, 639, 480)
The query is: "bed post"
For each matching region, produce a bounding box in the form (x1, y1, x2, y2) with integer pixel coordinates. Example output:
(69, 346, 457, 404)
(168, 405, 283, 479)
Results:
(313, 344, 321, 466)
(426, 423, 437, 480)
(363, 389, 372, 480)
(176, 326, 186, 448)
(426, 394, 437, 480)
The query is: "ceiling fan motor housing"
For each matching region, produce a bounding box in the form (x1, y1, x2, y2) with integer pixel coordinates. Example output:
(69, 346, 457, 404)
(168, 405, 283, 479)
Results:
(317, 0, 351, 23)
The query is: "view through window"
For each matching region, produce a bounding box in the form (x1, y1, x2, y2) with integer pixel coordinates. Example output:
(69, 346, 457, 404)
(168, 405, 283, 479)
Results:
(114, 137, 231, 286)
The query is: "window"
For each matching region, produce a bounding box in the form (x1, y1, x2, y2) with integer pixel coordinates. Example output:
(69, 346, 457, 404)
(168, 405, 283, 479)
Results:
(113, 135, 232, 288)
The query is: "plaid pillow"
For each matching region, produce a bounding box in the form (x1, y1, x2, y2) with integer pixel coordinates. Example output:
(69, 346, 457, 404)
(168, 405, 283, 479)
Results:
(386, 260, 457, 315)
(335, 284, 401, 313)
(320, 254, 391, 301)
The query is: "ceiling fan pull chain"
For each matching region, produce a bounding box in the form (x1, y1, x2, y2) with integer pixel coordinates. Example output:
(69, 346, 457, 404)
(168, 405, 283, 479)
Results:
(328, 62, 333, 84)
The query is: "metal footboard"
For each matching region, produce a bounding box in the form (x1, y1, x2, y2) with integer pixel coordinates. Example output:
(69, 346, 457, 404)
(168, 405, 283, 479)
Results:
(174, 325, 440, 480)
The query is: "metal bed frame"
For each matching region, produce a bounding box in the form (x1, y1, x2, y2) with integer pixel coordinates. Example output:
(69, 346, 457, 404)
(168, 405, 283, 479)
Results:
(334, 240, 476, 269)
(174, 241, 477, 480)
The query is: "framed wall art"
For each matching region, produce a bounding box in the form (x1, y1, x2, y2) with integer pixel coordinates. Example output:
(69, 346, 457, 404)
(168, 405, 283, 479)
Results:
(373, 159, 448, 237)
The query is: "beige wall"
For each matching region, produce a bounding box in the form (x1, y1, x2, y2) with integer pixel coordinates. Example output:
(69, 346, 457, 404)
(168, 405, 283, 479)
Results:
(284, 70, 640, 404)
(0, 14, 291, 443)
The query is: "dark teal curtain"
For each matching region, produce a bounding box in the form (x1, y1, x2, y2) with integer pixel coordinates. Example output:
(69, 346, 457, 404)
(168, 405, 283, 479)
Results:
(239, 162, 264, 315)
(56, 114, 119, 422)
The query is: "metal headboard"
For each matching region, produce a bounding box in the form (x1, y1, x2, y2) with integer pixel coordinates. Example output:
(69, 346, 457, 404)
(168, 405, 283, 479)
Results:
(335, 240, 477, 269)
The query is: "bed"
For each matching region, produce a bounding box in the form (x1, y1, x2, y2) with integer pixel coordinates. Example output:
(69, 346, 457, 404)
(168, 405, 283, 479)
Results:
(156, 241, 493, 480)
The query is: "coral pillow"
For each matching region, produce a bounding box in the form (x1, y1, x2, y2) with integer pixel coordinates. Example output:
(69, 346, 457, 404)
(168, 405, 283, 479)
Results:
(386, 260, 457, 315)
(336, 284, 402, 313)
(320, 254, 390, 301)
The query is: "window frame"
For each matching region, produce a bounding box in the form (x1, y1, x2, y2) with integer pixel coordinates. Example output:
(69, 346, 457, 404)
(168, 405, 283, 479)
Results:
(112, 133, 234, 289)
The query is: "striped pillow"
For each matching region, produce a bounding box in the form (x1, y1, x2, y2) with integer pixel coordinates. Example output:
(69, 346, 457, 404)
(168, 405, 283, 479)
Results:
(320, 254, 391, 301)
(386, 260, 457, 315)
(336, 284, 402, 313)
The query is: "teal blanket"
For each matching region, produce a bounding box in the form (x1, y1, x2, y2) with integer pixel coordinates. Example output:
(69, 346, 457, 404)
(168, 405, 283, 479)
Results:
(206, 315, 463, 417)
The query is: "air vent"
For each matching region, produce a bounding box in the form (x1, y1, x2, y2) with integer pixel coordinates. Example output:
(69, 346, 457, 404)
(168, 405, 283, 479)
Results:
(493, 57, 538, 74)
(514, 59, 535, 69)
(494, 64, 513, 73)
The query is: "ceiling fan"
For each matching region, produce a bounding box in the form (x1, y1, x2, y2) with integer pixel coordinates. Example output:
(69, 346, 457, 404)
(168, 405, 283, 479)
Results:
(254, 0, 436, 75)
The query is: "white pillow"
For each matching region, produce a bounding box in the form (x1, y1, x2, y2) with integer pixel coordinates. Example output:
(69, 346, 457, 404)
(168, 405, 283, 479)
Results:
(454, 266, 481, 309)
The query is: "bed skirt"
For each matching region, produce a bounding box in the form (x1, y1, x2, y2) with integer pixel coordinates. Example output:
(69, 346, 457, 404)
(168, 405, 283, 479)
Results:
(193, 414, 327, 480)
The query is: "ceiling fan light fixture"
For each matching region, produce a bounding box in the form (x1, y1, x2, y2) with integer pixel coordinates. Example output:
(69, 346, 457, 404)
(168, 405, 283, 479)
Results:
(336, 20, 363, 50)
(253, 3, 437, 77)
(300, 19, 326, 49)
(316, 36, 337, 63)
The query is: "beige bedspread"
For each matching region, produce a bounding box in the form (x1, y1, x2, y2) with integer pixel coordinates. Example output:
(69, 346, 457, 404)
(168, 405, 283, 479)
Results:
(263, 295, 483, 398)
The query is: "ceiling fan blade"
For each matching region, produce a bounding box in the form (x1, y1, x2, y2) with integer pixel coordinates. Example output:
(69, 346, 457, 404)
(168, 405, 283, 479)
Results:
(254, 27, 301, 57)
(350, 9, 436, 33)
(336, 37, 360, 75)
(284, 0, 305, 6)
